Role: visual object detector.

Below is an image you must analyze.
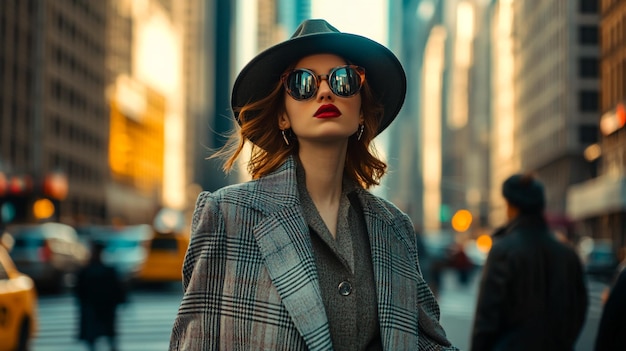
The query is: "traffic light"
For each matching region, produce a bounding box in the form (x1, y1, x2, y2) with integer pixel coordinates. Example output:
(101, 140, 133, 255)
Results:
(439, 204, 452, 222)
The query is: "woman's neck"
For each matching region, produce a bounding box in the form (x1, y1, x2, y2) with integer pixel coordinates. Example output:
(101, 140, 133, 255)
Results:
(298, 146, 346, 204)
(298, 145, 347, 239)
(299, 151, 346, 204)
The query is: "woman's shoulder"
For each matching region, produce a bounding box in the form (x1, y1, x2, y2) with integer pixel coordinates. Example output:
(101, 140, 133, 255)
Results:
(194, 180, 262, 208)
(195, 176, 298, 213)
(209, 180, 259, 197)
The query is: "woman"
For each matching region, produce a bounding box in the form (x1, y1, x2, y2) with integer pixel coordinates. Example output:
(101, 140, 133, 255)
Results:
(169, 19, 455, 351)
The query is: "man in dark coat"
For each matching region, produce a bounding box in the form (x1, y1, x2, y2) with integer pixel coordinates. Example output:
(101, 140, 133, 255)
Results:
(471, 173, 588, 351)
(594, 266, 626, 350)
(75, 241, 127, 351)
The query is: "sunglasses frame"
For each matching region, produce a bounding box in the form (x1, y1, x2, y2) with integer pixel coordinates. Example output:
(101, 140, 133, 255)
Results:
(281, 65, 366, 101)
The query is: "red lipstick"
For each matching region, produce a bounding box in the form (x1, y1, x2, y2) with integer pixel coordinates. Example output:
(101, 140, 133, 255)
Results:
(314, 104, 341, 118)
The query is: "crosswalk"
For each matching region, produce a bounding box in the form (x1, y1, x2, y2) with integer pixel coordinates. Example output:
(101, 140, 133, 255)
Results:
(31, 273, 607, 351)
(32, 286, 183, 351)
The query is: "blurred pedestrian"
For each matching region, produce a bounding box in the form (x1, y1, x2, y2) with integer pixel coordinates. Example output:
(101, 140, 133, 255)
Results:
(169, 18, 456, 350)
(75, 241, 127, 351)
(448, 242, 473, 286)
(594, 265, 626, 350)
(471, 173, 588, 351)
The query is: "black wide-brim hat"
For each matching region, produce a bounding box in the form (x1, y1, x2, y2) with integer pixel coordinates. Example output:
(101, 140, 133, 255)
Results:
(231, 19, 407, 136)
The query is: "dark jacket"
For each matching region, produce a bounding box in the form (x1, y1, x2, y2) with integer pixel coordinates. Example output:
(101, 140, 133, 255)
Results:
(471, 215, 588, 351)
(594, 267, 626, 350)
(75, 259, 127, 342)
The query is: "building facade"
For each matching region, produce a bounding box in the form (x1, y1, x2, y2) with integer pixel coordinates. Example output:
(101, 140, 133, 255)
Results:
(488, 0, 520, 225)
(567, 0, 626, 258)
(0, 0, 109, 225)
(384, 0, 493, 234)
(0, 0, 200, 227)
(511, 0, 599, 239)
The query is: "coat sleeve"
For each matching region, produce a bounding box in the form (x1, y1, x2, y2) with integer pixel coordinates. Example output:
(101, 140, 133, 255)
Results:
(169, 191, 221, 351)
(471, 243, 510, 351)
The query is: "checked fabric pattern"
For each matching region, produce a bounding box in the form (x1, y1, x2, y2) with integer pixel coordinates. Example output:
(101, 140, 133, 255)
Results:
(169, 156, 457, 351)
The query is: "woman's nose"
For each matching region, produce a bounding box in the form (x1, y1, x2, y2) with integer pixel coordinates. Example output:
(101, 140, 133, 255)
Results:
(316, 78, 334, 101)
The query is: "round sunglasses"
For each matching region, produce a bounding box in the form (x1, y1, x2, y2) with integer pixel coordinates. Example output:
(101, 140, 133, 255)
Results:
(281, 65, 366, 101)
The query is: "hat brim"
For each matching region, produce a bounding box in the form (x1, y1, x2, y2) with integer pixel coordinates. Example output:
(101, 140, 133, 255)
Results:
(231, 32, 406, 136)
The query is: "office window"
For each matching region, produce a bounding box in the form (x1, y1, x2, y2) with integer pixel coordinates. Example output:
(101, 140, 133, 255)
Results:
(579, 25, 598, 45)
(579, 57, 599, 78)
(578, 125, 598, 144)
(580, 0, 598, 13)
(579, 90, 599, 112)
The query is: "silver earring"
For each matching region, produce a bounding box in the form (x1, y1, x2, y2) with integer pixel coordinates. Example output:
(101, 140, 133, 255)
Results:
(357, 124, 364, 141)
(281, 129, 290, 146)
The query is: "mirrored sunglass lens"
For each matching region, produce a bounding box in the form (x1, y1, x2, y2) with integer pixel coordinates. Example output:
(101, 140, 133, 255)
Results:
(330, 67, 361, 97)
(286, 70, 316, 100)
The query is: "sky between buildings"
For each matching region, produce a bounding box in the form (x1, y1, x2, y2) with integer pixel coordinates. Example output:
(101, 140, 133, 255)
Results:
(311, 0, 388, 45)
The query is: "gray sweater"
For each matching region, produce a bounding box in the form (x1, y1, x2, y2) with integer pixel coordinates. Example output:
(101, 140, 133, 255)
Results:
(297, 165, 382, 351)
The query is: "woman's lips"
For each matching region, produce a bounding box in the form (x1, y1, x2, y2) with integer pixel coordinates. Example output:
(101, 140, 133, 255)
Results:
(314, 104, 341, 118)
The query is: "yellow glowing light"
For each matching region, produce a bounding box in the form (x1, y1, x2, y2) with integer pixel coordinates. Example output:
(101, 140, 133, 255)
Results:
(451, 209, 473, 232)
(584, 144, 602, 162)
(33, 198, 55, 219)
(476, 234, 493, 253)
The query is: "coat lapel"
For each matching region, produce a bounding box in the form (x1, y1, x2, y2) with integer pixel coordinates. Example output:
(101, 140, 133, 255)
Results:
(251, 157, 333, 351)
(356, 190, 421, 349)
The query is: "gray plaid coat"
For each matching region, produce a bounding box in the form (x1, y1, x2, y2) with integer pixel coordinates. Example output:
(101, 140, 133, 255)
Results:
(169, 156, 456, 350)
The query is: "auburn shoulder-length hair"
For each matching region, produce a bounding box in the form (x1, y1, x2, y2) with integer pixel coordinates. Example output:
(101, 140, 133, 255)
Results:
(215, 73, 387, 189)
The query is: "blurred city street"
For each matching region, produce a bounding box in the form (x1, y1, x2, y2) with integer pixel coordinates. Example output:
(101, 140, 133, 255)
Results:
(31, 270, 608, 351)
(1, 0, 624, 350)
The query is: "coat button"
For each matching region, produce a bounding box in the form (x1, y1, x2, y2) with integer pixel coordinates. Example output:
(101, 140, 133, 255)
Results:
(338, 281, 352, 296)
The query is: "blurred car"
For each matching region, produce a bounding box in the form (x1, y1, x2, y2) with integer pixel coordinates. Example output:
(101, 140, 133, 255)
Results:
(79, 224, 153, 283)
(0, 234, 38, 351)
(137, 208, 189, 283)
(584, 239, 619, 283)
(6, 222, 89, 292)
(137, 231, 189, 283)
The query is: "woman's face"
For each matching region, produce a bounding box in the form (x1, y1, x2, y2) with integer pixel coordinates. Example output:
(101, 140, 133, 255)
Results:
(280, 54, 363, 145)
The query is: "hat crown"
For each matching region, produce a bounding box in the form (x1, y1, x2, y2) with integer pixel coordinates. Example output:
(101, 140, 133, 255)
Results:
(290, 19, 340, 38)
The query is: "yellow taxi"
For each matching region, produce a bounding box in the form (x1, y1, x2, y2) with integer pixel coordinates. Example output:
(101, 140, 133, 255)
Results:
(137, 208, 189, 283)
(137, 231, 189, 282)
(0, 233, 38, 351)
